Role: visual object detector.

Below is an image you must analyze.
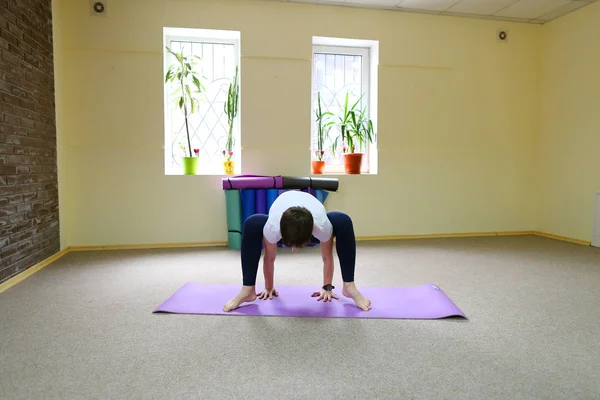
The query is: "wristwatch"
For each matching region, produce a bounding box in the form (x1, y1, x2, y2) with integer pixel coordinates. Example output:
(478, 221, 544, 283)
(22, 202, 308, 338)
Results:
(322, 284, 335, 291)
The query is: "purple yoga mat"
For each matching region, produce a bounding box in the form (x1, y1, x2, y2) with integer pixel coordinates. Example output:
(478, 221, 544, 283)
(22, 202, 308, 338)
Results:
(255, 189, 267, 214)
(153, 283, 466, 319)
(222, 175, 283, 190)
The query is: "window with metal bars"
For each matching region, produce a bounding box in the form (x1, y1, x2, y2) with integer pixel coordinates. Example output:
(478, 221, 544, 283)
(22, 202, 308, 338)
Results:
(311, 43, 376, 174)
(164, 30, 240, 175)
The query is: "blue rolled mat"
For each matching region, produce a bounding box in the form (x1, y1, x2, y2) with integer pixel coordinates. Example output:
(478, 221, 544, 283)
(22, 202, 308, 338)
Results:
(240, 189, 256, 226)
(316, 189, 329, 204)
(255, 189, 267, 214)
(266, 189, 278, 212)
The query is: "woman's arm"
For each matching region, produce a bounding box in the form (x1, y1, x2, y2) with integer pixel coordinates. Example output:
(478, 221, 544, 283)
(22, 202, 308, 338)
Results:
(263, 236, 277, 289)
(320, 237, 335, 286)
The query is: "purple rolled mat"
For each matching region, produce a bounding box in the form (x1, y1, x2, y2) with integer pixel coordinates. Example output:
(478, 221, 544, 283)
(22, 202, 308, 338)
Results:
(255, 190, 267, 214)
(222, 175, 283, 190)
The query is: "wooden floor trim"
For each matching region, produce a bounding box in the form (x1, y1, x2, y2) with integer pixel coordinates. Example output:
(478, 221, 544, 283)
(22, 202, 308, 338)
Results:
(355, 231, 535, 241)
(0, 248, 70, 294)
(532, 231, 591, 246)
(68, 241, 228, 251)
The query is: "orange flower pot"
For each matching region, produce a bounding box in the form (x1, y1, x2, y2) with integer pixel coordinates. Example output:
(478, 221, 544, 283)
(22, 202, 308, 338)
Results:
(343, 153, 363, 174)
(311, 160, 325, 174)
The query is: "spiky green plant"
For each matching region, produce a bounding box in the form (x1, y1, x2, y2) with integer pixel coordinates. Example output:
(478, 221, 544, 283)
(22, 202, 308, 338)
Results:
(347, 105, 375, 154)
(332, 92, 375, 154)
(314, 92, 334, 161)
(332, 92, 361, 154)
(224, 66, 239, 161)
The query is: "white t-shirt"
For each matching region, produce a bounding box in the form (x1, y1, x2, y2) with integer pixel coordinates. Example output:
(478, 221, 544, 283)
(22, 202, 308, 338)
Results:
(263, 190, 333, 244)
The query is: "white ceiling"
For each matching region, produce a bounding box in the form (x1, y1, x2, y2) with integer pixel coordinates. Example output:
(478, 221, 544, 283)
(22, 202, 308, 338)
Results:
(279, 0, 598, 24)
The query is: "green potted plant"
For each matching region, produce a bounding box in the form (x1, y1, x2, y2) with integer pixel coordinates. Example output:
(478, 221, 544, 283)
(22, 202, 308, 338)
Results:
(223, 65, 239, 175)
(165, 46, 205, 175)
(332, 92, 375, 174)
(313, 92, 334, 174)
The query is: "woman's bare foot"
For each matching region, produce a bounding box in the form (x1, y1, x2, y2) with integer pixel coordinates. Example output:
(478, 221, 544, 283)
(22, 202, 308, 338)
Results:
(342, 282, 371, 311)
(223, 286, 257, 312)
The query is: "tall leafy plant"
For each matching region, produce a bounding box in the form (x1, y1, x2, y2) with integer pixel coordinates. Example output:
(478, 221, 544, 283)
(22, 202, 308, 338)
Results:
(165, 46, 205, 158)
(314, 92, 334, 161)
(332, 92, 375, 154)
(223, 66, 239, 161)
(347, 105, 375, 153)
(332, 92, 362, 154)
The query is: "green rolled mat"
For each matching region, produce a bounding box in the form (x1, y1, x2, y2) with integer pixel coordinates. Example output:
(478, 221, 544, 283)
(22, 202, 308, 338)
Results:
(224, 190, 243, 249)
(228, 232, 242, 250)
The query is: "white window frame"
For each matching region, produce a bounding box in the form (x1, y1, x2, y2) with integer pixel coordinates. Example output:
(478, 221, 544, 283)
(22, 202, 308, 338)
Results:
(311, 39, 377, 175)
(163, 28, 241, 176)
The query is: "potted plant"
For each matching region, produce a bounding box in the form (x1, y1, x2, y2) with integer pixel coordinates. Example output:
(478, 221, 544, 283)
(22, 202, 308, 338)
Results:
(312, 92, 334, 174)
(165, 46, 205, 175)
(223, 66, 239, 175)
(332, 92, 375, 174)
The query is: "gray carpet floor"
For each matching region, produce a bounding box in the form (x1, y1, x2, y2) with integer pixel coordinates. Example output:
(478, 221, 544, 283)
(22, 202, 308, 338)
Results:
(1, 235, 599, 400)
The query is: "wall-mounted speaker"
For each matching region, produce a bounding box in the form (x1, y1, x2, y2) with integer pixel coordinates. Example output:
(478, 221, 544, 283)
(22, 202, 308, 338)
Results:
(91, 1, 107, 16)
(497, 29, 508, 42)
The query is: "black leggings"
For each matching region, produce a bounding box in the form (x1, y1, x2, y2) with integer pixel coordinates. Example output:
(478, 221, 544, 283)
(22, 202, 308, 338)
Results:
(240, 211, 356, 286)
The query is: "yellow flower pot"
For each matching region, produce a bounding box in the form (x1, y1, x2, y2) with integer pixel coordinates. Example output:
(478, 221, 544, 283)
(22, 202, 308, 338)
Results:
(224, 160, 235, 175)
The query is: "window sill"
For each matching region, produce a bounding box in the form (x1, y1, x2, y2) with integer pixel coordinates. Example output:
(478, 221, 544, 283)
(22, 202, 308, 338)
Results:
(310, 169, 378, 176)
(311, 173, 378, 176)
(165, 172, 241, 176)
(165, 167, 241, 176)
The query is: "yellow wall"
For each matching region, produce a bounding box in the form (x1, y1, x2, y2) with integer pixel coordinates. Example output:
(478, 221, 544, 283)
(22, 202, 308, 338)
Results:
(538, 1, 600, 243)
(55, 0, 541, 247)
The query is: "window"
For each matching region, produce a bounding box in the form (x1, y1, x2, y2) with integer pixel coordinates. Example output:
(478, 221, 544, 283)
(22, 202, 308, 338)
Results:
(163, 28, 241, 175)
(311, 36, 378, 175)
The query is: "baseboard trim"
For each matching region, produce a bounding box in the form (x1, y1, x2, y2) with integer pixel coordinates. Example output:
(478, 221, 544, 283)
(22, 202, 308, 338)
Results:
(532, 231, 591, 246)
(68, 241, 228, 251)
(356, 231, 534, 241)
(356, 231, 591, 246)
(0, 248, 70, 294)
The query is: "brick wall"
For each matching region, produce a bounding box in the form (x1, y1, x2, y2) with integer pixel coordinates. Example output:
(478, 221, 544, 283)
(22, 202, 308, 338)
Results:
(0, 0, 59, 284)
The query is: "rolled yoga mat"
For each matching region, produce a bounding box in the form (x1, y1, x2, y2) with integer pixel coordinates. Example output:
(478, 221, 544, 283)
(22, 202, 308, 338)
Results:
(276, 189, 328, 205)
(281, 176, 339, 192)
(222, 175, 283, 190)
(266, 189, 278, 212)
(224, 190, 243, 249)
(226, 188, 331, 249)
(255, 189, 267, 214)
(316, 189, 329, 204)
(240, 189, 256, 224)
(153, 283, 466, 320)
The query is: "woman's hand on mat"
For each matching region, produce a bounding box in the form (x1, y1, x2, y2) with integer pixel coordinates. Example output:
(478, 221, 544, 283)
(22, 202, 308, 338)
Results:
(257, 288, 279, 300)
(311, 289, 339, 302)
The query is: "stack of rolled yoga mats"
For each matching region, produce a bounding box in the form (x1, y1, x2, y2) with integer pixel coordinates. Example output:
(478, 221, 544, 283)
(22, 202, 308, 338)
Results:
(222, 175, 340, 249)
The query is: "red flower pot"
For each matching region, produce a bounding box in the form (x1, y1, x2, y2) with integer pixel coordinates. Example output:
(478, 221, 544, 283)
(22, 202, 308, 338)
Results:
(343, 153, 363, 174)
(311, 160, 325, 174)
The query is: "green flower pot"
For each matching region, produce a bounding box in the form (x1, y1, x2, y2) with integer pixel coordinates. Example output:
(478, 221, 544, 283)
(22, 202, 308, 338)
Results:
(182, 157, 199, 175)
